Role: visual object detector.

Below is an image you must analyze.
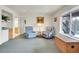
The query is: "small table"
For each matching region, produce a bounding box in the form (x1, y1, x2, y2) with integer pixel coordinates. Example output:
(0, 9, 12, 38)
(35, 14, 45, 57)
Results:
(36, 31, 44, 37)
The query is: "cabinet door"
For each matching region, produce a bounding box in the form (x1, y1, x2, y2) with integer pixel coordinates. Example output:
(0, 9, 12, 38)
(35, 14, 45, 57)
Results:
(15, 27, 20, 34)
(54, 37, 67, 52)
(67, 43, 79, 53)
(8, 28, 13, 39)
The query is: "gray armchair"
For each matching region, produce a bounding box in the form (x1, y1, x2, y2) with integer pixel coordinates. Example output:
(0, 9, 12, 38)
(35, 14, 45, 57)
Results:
(42, 26, 55, 39)
(25, 26, 37, 38)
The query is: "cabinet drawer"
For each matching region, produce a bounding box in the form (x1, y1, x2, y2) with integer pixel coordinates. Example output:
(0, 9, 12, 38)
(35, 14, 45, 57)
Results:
(67, 43, 79, 53)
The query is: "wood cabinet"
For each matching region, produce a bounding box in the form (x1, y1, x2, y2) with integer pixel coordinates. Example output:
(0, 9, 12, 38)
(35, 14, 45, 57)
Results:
(54, 37, 79, 53)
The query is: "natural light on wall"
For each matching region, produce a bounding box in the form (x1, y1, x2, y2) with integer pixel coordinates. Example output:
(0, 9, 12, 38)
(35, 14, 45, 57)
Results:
(14, 17, 18, 27)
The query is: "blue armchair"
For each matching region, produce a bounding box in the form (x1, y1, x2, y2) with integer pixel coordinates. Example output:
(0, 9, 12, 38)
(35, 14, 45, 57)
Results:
(42, 26, 56, 39)
(25, 26, 37, 38)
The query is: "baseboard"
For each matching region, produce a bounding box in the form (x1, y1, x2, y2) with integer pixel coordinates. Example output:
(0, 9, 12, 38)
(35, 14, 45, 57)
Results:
(13, 33, 25, 39)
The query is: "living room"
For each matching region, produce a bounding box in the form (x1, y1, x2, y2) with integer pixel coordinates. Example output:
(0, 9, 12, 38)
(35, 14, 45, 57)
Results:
(0, 5, 79, 53)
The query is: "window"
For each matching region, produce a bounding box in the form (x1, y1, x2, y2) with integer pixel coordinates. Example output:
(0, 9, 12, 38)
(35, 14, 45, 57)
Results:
(60, 9, 79, 39)
(71, 10, 79, 38)
(62, 13, 70, 34)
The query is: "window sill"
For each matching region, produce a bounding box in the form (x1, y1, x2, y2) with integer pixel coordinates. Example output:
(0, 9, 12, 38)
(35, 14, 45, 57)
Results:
(60, 32, 79, 40)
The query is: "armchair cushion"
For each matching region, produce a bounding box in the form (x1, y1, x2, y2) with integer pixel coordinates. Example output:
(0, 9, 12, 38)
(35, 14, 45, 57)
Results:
(25, 26, 37, 38)
(42, 26, 55, 39)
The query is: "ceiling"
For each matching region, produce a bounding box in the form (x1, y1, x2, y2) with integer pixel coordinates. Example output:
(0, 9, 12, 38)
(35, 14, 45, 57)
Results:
(6, 5, 63, 16)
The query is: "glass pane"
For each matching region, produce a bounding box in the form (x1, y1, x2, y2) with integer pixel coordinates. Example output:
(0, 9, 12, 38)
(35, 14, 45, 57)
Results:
(72, 10, 79, 37)
(62, 13, 70, 34)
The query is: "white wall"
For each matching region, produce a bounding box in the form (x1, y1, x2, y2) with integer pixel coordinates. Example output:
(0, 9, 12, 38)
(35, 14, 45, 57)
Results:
(0, 6, 20, 44)
(0, 8, 1, 32)
(52, 5, 76, 35)
(25, 14, 52, 32)
(19, 16, 25, 34)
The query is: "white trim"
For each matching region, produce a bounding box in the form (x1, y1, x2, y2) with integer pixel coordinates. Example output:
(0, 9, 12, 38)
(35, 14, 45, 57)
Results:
(59, 17, 63, 33)
(69, 12, 72, 35)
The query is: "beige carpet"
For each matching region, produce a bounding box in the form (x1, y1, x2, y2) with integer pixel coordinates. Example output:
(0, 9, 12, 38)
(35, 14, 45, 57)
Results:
(0, 35, 61, 53)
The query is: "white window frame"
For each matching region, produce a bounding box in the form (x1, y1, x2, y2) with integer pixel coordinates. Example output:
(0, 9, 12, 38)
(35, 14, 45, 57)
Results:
(60, 6, 79, 40)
